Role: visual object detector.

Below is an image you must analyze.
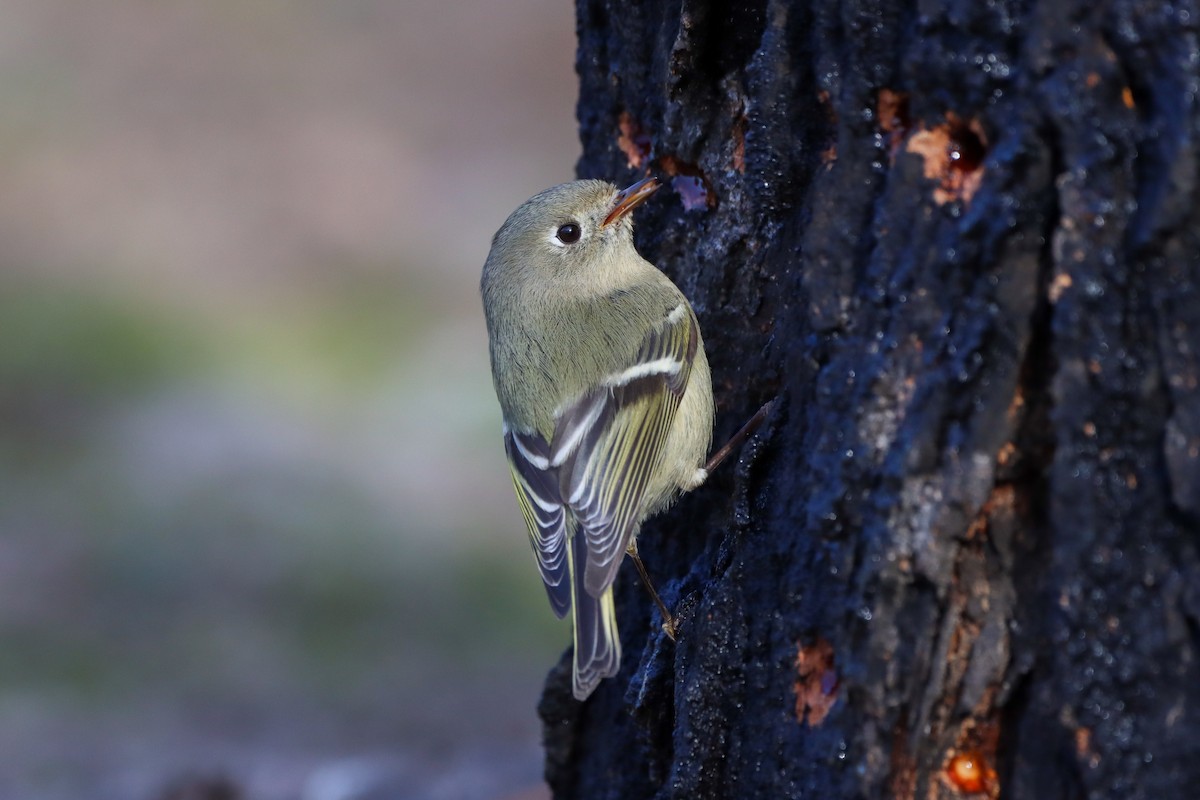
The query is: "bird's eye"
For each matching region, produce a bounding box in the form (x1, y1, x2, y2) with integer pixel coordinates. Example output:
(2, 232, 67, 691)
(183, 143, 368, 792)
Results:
(555, 223, 581, 244)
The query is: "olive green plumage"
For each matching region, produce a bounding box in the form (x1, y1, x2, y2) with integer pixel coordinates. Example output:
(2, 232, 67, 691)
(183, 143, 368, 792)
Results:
(480, 178, 714, 700)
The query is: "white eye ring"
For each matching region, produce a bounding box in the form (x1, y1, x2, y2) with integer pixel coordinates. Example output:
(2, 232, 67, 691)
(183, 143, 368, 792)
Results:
(549, 222, 582, 247)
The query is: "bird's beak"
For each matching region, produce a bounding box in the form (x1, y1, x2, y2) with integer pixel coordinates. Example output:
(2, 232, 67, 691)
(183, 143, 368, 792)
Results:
(602, 177, 661, 227)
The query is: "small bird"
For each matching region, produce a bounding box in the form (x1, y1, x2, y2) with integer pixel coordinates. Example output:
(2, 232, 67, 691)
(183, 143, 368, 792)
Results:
(481, 177, 715, 700)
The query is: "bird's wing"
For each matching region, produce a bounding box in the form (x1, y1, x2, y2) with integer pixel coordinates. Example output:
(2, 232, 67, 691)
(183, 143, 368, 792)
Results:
(551, 303, 698, 598)
(504, 426, 571, 618)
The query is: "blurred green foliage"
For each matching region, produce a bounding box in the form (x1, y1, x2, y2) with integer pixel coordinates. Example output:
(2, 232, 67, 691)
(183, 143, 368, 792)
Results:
(0, 282, 561, 727)
(0, 288, 207, 395)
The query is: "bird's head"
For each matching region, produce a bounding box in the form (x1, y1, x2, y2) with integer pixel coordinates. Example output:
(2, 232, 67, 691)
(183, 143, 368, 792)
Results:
(483, 178, 661, 292)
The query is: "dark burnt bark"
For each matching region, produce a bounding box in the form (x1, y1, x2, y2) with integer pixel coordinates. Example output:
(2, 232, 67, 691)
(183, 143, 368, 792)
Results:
(538, 1, 1200, 798)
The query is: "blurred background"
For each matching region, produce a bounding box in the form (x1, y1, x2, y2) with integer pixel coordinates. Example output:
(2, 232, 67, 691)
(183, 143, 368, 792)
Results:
(0, 2, 579, 798)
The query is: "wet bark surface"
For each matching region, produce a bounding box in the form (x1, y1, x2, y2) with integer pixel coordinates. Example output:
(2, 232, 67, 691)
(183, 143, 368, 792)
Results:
(538, 0, 1200, 798)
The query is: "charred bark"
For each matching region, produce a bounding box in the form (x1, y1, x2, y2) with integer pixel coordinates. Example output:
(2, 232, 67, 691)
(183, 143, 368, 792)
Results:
(538, 1, 1200, 798)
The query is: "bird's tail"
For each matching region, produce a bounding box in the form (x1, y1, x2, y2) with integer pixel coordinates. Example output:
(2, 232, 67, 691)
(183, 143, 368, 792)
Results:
(569, 530, 621, 700)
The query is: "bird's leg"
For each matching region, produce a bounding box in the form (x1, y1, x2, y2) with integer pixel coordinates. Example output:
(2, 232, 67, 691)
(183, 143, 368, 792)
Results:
(627, 539, 677, 640)
(704, 398, 775, 475)
(630, 399, 775, 642)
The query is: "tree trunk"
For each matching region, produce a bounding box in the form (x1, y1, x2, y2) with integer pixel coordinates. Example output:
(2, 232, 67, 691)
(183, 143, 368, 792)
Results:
(537, 1, 1200, 798)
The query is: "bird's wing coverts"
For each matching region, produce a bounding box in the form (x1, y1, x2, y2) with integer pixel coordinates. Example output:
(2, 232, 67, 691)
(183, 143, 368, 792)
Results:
(552, 305, 698, 597)
(502, 305, 697, 622)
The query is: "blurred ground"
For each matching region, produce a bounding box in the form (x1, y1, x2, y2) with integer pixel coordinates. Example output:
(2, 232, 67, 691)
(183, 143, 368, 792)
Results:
(0, 2, 580, 798)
